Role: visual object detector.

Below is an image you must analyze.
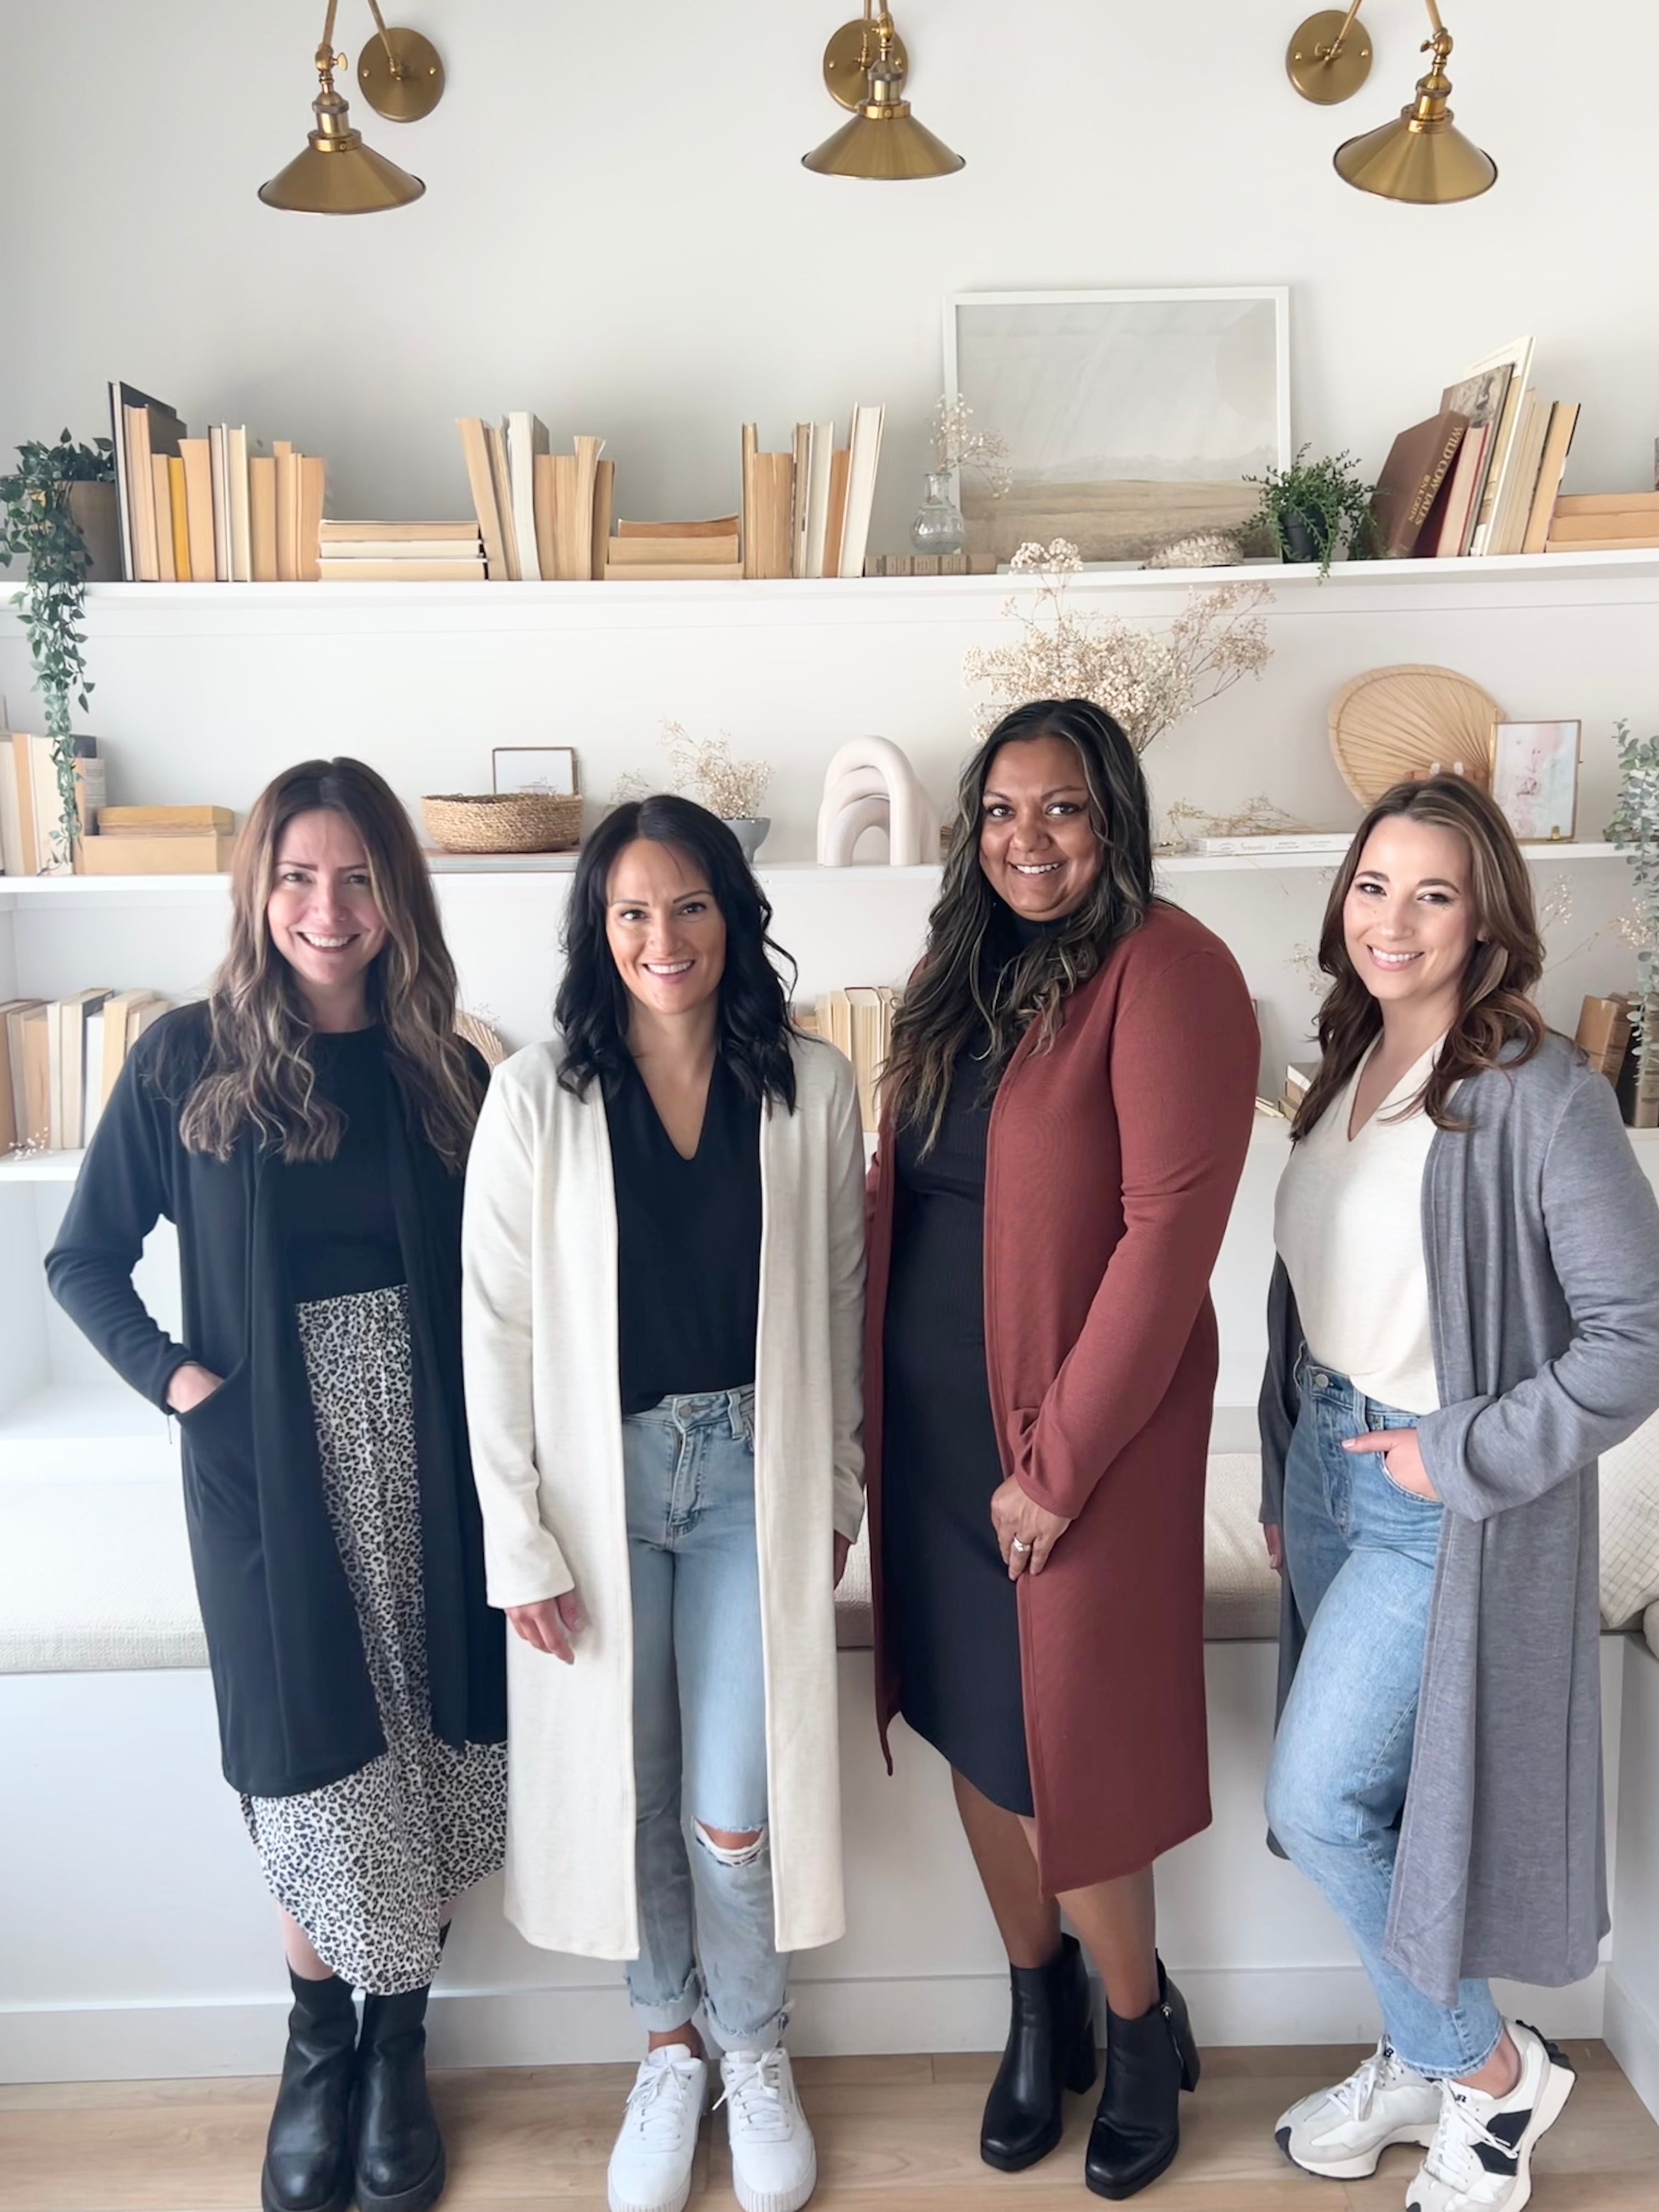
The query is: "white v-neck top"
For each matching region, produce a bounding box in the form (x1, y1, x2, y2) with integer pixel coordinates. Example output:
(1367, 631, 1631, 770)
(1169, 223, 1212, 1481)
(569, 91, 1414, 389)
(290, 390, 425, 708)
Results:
(1274, 1039, 1444, 1415)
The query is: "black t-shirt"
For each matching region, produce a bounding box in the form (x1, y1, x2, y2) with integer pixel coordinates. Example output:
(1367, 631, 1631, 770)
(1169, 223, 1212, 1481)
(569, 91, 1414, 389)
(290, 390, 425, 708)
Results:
(283, 1026, 405, 1302)
(608, 1050, 763, 1416)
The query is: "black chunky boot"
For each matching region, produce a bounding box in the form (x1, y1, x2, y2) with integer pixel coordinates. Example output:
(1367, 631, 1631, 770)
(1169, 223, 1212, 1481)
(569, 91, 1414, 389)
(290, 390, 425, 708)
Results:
(1084, 1959, 1201, 2200)
(353, 1980, 445, 2212)
(260, 1968, 358, 2212)
(980, 1932, 1099, 2171)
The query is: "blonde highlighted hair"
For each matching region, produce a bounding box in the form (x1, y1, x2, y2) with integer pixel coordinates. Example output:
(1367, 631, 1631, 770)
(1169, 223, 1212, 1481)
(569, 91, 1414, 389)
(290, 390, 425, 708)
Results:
(179, 758, 482, 1167)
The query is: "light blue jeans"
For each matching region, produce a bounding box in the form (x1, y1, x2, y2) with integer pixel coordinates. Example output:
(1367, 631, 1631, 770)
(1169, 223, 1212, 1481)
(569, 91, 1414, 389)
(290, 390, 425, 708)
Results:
(623, 1387, 787, 2050)
(1265, 1357, 1504, 2080)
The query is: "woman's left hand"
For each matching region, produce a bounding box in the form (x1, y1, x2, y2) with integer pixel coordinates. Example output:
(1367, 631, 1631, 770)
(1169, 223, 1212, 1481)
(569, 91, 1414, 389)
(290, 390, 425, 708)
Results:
(991, 1477, 1072, 1580)
(1344, 1427, 1439, 1501)
(833, 1533, 852, 1589)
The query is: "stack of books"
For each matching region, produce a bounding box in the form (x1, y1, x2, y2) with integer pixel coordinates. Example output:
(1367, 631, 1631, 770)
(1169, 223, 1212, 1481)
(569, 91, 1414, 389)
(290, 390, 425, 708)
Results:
(1372, 340, 1579, 561)
(1276, 1062, 1318, 1121)
(108, 383, 328, 582)
(1, 733, 104, 877)
(81, 805, 236, 877)
(742, 407, 885, 580)
(795, 985, 899, 1131)
(1544, 492, 1659, 555)
(456, 417, 612, 580)
(604, 517, 741, 583)
(2, 989, 170, 1154)
(317, 521, 486, 583)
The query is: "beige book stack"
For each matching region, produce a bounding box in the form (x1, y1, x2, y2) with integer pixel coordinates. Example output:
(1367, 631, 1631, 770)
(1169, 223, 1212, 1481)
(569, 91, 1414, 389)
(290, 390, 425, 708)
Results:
(458, 421, 612, 579)
(317, 520, 486, 583)
(814, 984, 900, 1132)
(82, 805, 237, 876)
(605, 516, 742, 583)
(1545, 490, 1659, 554)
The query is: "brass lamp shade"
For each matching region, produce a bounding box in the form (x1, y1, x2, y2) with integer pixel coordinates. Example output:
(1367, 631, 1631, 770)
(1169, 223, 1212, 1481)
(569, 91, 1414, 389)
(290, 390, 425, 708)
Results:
(803, 109, 964, 180)
(1333, 25, 1495, 202)
(803, 10, 963, 179)
(259, 14, 425, 213)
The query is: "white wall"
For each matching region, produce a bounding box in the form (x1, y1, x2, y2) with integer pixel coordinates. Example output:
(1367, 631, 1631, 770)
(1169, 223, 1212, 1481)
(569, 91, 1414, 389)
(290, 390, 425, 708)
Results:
(2, 2, 1657, 546)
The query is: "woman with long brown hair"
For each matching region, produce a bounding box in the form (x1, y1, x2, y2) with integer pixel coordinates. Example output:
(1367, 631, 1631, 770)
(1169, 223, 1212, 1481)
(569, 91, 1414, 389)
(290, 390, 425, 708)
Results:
(48, 758, 504, 2212)
(865, 699, 1258, 2199)
(1261, 776, 1659, 2212)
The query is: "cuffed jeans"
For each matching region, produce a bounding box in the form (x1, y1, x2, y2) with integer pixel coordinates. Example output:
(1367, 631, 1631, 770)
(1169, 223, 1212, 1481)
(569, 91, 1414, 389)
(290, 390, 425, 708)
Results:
(623, 1387, 787, 2050)
(1265, 1357, 1504, 2080)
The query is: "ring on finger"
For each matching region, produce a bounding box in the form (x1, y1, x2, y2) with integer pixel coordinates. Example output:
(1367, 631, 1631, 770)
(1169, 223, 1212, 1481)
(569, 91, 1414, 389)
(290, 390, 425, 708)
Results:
(1010, 1537, 1032, 1555)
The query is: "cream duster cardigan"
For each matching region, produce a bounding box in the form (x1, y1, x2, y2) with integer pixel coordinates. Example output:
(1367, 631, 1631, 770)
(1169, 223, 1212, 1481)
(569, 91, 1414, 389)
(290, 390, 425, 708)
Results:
(461, 1032, 866, 1960)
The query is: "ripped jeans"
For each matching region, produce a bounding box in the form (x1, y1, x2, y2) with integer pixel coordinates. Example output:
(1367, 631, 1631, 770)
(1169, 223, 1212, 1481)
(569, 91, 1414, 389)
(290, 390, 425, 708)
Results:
(623, 1387, 786, 2049)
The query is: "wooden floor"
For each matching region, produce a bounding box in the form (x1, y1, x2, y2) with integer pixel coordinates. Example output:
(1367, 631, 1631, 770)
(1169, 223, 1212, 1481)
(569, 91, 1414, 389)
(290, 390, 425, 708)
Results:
(2, 2044, 1656, 2212)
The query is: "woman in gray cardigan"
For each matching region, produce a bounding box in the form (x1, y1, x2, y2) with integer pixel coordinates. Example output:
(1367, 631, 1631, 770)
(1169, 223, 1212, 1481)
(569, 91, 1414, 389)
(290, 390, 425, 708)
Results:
(1259, 776, 1659, 2212)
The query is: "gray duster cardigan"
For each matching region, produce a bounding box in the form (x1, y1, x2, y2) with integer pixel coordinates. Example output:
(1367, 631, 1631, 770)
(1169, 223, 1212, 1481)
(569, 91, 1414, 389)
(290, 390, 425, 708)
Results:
(1261, 1034, 1659, 2007)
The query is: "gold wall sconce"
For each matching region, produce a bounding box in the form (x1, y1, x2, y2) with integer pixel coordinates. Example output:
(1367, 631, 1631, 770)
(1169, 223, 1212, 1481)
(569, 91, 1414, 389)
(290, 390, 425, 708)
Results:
(803, 5, 964, 179)
(1285, 1, 1496, 202)
(259, 0, 443, 214)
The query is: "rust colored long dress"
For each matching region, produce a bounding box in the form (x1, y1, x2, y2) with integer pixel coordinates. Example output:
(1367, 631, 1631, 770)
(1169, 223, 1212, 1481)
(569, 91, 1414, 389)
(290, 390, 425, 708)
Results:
(865, 902, 1259, 1894)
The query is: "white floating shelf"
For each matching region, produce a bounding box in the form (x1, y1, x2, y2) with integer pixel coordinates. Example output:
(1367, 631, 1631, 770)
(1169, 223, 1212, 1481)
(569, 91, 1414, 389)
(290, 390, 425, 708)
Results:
(0, 1149, 84, 1184)
(0, 844, 1626, 901)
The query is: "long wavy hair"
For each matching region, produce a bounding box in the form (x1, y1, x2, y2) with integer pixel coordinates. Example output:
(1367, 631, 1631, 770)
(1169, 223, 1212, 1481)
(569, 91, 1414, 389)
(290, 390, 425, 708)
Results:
(881, 699, 1156, 1149)
(556, 794, 798, 1110)
(1293, 774, 1545, 1141)
(178, 758, 483, 1169)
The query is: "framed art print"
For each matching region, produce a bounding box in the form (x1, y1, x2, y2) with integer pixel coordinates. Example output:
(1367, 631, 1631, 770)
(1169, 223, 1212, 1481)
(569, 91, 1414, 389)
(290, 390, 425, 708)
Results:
(944, 287, 1290, 569)
(492, 746, 579, 798)
(1491, 720, 1581, 842)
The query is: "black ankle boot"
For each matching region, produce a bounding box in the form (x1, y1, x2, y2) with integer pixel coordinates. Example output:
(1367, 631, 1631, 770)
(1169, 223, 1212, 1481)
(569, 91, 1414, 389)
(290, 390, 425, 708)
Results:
(354, 1980, 445, 2212)
(1084, 1959, 1200, 2200)
(980, 1933, 1098, 2171)
(260, 1968, 358, 2212)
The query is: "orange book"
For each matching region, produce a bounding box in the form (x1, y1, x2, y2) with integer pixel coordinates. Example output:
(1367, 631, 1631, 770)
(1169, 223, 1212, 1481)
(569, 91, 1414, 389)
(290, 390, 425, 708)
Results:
(249, 456, 278, 581)
(298, 455, 326, 582)
(822, 449, 851, 577)
(167, 454, 190, 579)
(150, 454, 176, 580)
(179, 438, 216, 582)
(532, 452, 557, 579)
(274, 442, 298, 582)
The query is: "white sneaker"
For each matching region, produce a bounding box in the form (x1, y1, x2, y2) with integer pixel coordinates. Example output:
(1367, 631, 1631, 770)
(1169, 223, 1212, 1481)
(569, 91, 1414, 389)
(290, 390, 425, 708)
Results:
(607, 2044, 708, 2212)
(1276, 2038, 1441, 2179)
(1406, 2023, 1576, 2212)
(718, 2045, 817, 2212)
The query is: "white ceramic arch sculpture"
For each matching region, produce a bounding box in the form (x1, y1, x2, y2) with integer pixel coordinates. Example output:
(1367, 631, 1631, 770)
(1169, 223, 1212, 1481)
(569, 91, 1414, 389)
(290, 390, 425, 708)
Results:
(816, 736, 940, 867)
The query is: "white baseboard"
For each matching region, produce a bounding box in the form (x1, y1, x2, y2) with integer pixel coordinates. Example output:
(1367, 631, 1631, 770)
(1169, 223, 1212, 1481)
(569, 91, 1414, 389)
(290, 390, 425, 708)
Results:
(0, 1962, 1610, 2085)
(1604, 1969, 1659, 2123)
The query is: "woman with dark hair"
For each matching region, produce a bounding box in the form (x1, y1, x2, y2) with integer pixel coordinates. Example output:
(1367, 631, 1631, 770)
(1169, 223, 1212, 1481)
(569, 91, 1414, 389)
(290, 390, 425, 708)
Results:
(1261, 777, 1659, 2212)
(462, 795, 864, 2212)
(865, 701, 1259, 2199)
(47, 758, 505, 2212)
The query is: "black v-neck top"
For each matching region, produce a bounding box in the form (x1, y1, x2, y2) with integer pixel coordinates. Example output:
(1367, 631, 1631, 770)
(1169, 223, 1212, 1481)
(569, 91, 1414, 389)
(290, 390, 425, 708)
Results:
(608, 1051, 763, 1416)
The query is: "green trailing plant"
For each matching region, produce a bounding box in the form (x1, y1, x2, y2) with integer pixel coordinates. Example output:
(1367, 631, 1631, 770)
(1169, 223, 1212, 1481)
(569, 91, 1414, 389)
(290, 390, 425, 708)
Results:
(0, 431, 114, 865)
(1607, 718, 1659, 1007)
(1237, 445, 1379, 577)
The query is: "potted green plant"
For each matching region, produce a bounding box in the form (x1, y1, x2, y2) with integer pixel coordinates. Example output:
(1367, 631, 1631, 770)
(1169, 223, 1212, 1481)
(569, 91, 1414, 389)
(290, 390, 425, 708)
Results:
(0, 432, 117, 867)
(1238, 445, 1379, 576)
(1607, 718, 1659, 1121)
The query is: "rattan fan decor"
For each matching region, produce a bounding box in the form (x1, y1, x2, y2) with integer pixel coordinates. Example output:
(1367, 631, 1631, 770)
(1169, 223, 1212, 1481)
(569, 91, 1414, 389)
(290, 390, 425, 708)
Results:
(1328, 665, 1504, 805)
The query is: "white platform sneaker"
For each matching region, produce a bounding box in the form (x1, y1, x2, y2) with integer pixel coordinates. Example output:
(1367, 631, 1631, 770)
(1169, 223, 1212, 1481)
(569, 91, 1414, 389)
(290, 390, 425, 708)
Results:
(718, 2045, 817, 2212)
(607, 2044, 709, 2212)
(1276, 2038, 1442, 2179)
(1406, 2023, 1576, 2212)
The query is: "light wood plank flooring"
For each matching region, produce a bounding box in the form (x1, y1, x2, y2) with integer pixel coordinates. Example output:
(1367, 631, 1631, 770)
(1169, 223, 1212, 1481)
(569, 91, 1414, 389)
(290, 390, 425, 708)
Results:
(2, 2044, 1654, 2212)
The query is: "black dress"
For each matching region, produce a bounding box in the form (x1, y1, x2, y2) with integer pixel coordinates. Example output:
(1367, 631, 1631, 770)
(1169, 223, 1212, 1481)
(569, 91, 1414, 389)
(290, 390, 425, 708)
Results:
(881, 917, 1053, 1816)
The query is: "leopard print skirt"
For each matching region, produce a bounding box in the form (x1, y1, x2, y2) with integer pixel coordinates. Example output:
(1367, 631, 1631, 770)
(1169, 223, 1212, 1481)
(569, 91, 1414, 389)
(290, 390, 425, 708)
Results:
(240, 1285, 506, 1994)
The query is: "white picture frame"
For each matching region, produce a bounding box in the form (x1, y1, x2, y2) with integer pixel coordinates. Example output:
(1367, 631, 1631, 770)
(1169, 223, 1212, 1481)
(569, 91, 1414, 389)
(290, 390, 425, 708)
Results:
(944, 287, 1291, 570)
(1491, 720, 1581, 843)
(492, 746, 579, 799)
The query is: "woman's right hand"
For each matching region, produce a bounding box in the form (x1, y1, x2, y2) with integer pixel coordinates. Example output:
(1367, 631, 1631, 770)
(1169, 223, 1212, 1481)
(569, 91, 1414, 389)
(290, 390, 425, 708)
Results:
(506, 1591, 586, 1664)
(1263, 1523, 1284, 1575)
(166, 1361, 223, 1416)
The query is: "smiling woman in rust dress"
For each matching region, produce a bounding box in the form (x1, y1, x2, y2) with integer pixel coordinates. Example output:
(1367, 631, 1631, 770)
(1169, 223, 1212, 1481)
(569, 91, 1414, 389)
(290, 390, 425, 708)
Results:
(865, 699, 1257, 2201)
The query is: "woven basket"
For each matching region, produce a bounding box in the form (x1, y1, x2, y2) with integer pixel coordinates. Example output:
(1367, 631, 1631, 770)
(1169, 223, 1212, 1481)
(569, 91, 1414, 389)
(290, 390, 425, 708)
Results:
(422, 792, 582, 853)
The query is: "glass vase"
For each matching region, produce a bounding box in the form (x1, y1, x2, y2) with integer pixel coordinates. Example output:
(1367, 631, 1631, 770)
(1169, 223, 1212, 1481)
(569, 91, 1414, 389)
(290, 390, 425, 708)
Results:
(911, 471, 966, 558)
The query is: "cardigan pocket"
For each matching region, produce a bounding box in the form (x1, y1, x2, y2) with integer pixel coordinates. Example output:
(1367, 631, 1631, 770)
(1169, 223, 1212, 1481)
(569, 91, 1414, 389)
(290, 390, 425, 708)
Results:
(178, 1363, 257, 1532)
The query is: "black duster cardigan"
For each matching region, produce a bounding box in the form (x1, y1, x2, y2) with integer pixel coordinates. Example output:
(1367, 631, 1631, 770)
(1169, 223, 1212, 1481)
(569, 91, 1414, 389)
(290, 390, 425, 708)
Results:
(46, 1003, 507, 1797)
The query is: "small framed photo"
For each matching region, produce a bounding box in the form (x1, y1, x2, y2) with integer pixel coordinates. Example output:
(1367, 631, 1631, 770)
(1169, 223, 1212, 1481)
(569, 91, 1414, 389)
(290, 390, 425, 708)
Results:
(1490, 720, 1581, 842)
(492, 746, 579, 799)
